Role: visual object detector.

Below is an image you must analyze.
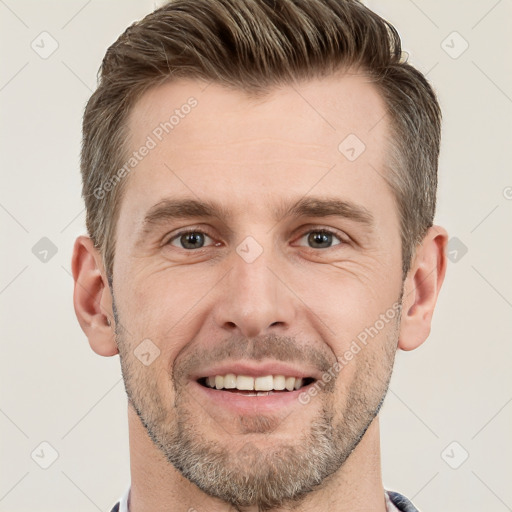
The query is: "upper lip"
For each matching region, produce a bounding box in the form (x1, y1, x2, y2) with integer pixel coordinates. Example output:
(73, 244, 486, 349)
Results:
(190, 361, 321, 381)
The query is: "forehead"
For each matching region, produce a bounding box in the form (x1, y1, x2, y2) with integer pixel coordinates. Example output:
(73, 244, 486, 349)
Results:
(127, 70, 388, 153)
(119, 71, 392, 228)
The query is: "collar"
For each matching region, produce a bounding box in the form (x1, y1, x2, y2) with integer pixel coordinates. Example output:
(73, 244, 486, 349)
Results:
(113, 486, 419, 512)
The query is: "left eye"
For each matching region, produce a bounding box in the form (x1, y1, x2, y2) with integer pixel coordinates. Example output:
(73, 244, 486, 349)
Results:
(295, 229, 344, 249)
(168, 230, 215, 250)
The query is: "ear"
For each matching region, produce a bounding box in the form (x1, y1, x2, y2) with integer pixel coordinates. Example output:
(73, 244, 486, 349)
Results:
(71, 235, 118, 357)
(398, 225, 448, 351)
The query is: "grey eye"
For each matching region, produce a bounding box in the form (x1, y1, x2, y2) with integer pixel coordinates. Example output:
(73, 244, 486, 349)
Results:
(296, 230, 343, 249)
(169, 231, 214, 250)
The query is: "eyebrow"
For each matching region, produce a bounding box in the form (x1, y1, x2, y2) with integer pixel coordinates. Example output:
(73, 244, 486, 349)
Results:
(136, 195, 374, 242)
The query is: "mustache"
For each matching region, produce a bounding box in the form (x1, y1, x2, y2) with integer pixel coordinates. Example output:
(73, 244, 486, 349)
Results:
(172, 332, 336, 383)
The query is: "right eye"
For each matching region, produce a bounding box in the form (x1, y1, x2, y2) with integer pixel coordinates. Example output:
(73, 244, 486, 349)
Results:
(167, 229, 218, 250)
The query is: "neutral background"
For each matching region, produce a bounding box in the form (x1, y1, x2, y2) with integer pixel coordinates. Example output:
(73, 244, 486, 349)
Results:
(1, 0, 511, 510)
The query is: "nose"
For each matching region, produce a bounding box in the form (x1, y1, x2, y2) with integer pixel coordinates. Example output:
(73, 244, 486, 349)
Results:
(213, 241, 296, 338)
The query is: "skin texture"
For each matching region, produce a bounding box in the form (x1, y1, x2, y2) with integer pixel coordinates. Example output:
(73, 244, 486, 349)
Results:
(72, 69, 448, 512)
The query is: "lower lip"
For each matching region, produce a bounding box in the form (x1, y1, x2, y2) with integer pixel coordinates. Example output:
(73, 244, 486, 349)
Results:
(191, 380, 312, 414)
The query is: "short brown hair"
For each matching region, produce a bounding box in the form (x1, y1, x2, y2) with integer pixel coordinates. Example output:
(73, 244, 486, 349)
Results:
(81, 0, 441, 281)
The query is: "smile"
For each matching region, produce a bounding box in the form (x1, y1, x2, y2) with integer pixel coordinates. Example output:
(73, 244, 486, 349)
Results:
(198, 374, 316, 395)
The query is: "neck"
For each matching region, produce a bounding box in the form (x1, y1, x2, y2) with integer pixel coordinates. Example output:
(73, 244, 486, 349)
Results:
(127, 405, 387, 512)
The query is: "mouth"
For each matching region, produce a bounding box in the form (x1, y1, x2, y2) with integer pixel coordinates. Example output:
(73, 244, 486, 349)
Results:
(190, 362, 322, 414)
(197, 374, 316, 396)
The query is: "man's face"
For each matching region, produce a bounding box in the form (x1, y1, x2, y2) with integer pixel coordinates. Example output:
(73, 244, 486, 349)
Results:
(111, 72, 404, 508)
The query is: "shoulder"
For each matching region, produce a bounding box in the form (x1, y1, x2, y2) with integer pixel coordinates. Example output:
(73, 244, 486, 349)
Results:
(386, 490, 420, 512)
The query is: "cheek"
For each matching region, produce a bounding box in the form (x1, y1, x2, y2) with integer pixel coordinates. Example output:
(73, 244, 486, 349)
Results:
(303, 272, 400, 376)
(117, 265, 194, 333)
(331, 317, 398, 407)
(300, 268, 399, 339)
(119, 333, 177, 417)
(113, 279, 181, 388)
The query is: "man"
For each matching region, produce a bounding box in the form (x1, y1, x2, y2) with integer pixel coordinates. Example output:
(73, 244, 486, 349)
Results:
(71, 0, 448, 510)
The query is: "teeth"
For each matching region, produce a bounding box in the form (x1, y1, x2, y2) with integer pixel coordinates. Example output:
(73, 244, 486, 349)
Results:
(223, 373, 237, 389)
(203, 374, 309, 391)
(236, 375, 254, 390)
(273, 375, 286, 390)
(255, 375, 273, 391)
(285, 376, 296, 391)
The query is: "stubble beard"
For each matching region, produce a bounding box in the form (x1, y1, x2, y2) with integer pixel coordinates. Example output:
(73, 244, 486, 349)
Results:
(112, 293, 400, 510)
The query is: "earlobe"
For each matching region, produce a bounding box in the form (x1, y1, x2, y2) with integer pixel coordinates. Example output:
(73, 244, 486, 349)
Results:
(398, 225, 448, 351)
(71, 235, 119, 357)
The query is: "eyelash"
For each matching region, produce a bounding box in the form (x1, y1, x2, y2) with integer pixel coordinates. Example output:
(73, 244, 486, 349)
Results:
(165, 227, 348, 251)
